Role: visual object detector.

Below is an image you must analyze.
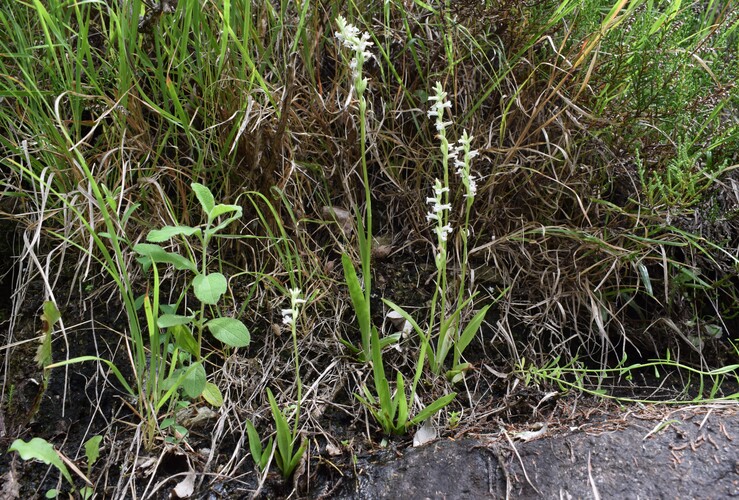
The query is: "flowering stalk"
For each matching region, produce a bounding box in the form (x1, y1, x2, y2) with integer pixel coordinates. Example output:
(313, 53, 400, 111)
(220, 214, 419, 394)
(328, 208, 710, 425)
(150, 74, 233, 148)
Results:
(451, 130, 479, 368)
(426, 82, 454, 372)
(281, 287, 307, 434)
(336, 16, 376, 361)
(414, 83, 488, 376)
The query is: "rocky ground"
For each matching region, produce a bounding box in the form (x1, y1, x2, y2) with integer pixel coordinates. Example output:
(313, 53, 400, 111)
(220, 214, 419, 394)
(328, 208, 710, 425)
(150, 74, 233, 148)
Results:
(339, 404, 739, 499)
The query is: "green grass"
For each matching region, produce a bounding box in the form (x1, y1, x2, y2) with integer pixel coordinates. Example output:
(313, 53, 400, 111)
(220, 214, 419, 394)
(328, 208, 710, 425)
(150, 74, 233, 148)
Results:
(2, 0, 739, 495)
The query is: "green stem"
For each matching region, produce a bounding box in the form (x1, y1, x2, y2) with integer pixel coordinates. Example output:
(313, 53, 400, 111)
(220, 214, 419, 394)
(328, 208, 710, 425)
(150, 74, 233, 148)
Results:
(291, 311, 302, 438)
(197, 230, 210, 362)
(359, 94, 372, 356)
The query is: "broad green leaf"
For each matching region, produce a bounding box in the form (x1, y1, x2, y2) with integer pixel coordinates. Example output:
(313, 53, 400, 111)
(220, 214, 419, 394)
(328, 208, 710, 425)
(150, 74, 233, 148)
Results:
(172, 324, 199, 357)
(9, 438, 73, 485)
(133, 244, 197, 272)
(206, 317, 250, 347)
(181, 362, 207, 399)
(210, 203, 242, 220)
(202, 382, 224, 407)
(193, 272, 227, 305)
(84, 436, 103, 467)
(192, 182, 215, 214)
(157, 314, 195, 328)
(147, 225, 201, 242)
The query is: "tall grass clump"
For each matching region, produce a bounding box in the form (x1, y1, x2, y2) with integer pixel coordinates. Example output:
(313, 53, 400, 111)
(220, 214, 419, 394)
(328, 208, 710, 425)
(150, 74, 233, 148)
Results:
(3, 0, 739, 496)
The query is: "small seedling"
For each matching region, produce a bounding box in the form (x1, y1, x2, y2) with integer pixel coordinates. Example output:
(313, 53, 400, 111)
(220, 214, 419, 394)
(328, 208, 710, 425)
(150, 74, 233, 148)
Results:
(9, 435, 102, 499)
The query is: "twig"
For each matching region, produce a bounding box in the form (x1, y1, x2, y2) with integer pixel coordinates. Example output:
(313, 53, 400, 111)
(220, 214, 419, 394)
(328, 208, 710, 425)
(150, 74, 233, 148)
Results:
(501, 427, 541, 495)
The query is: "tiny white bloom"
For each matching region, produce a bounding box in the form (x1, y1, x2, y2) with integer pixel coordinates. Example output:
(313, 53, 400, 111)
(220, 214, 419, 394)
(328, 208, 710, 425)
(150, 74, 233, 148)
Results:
(439, 224, 453, 241)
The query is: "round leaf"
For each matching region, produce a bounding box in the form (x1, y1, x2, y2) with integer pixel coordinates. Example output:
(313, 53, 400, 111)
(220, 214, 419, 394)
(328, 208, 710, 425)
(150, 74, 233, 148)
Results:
(206, 317, 250, 347)
(193, 273, 227, 305)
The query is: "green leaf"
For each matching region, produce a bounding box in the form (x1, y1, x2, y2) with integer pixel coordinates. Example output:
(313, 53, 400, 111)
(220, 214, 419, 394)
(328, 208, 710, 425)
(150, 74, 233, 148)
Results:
(206, 317, 250, 347)
(202, 382, 224, 407)
(133, 243, 197, 272)
(193, 272, 227, 305)
(379, 332, 402, 349)
(42, 300, 61, 326)
(181, 362, 207, 399)
(395, 373, 408, 432)
(246, 419, 264, 466)
(382, 300, 428, 342)
(147, 225, 201, 242)
(84, 436, 103, 467)
(36, 301, 60, 368)
(287, 441, 307, 476)
(209, 213, 243, 235)
(409, 392, 457, 426)
(342, 253, 371, 356)
(370, 326, 392, 417)
(157, 314, 195, 328)
(192, 182, 215, 214)
(210, 203, 242, 220)
(267, 388, 299, 478)
(9, 438, 73, 485)
(456, 304, 493, 356)
(172, 324, 199, 357)
(47, 356, 134, 396)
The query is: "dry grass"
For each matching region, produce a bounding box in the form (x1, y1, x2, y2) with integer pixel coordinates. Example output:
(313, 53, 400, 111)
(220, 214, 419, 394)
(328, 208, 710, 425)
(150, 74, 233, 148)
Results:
(2, 0, 739, 497)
